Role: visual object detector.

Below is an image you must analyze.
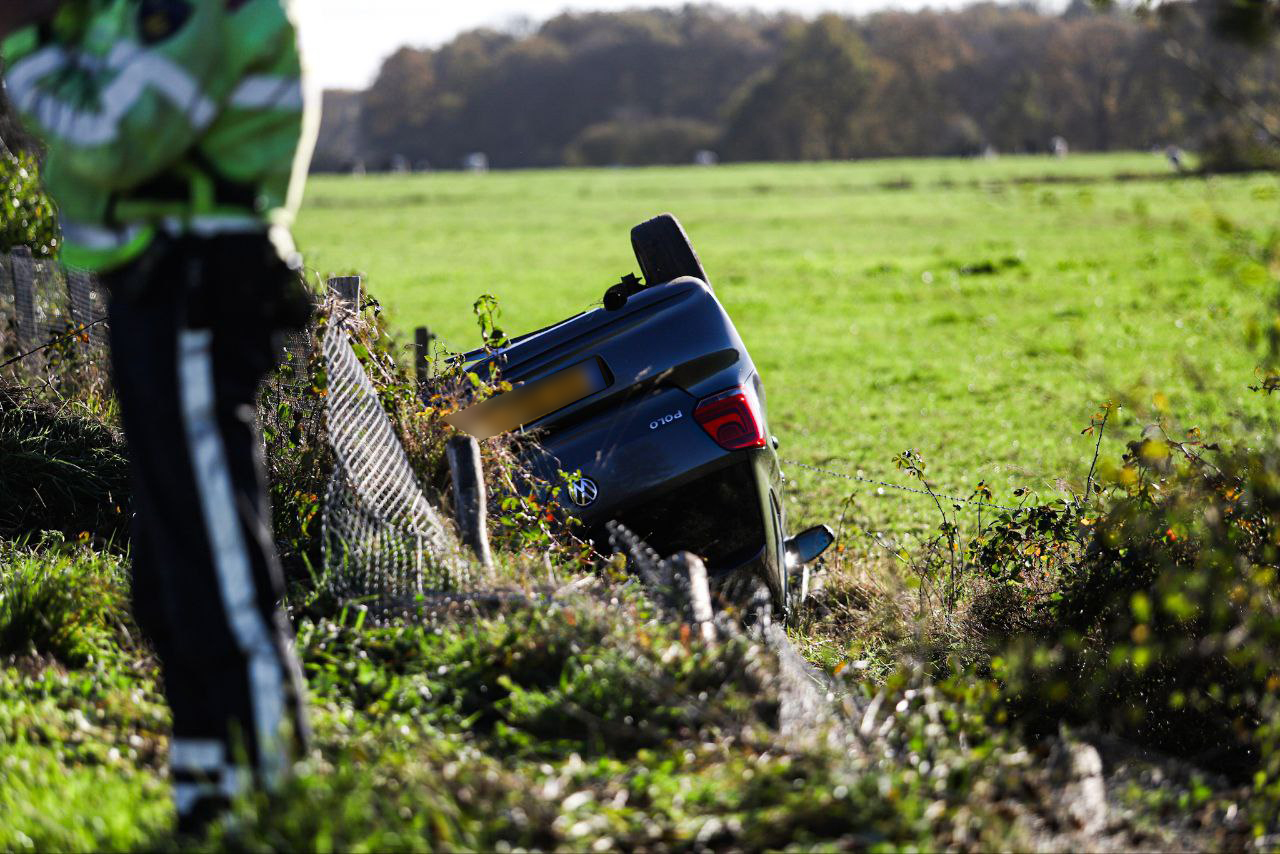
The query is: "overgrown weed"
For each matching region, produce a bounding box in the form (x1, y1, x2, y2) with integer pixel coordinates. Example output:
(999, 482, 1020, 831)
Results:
(799, 393, 1280, 833)
(0, 381, 129, 546)
(0, 537, 132, 666)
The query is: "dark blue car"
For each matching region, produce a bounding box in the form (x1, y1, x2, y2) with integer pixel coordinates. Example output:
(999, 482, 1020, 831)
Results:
(452, 215, 832, 614)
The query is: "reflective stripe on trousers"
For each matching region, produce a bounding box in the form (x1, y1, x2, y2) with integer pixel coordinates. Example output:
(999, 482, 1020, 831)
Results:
(170, 738, 251, 815)
(176, 328, 289, 793)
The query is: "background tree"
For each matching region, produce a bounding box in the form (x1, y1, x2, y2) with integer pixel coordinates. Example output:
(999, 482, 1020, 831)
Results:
(722, 15, 877, 161)
(316, 3, 1280, 171)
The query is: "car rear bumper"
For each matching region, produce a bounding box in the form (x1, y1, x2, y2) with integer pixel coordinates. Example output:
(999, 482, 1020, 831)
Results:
(529, 420, 784, 594)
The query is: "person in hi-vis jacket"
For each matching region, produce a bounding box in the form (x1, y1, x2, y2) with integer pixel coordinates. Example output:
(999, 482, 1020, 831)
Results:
(2, 0, 319, 832)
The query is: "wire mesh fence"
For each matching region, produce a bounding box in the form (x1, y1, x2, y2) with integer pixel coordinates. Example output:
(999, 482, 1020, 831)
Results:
(0, 248, 109, 369)
(320, 318, 481, 607)
(1, 252, 490, 612)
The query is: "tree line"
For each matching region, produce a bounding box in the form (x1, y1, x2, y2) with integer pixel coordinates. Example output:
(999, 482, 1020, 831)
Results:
(311, 1, 1280, 172)
(0, 2, 1273, 171)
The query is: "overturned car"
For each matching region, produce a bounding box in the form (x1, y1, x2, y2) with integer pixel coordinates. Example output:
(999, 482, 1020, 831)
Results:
(448, 214, 831, 613)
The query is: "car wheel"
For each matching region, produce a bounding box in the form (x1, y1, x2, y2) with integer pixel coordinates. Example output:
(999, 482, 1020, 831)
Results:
(631, 213, 711, 288)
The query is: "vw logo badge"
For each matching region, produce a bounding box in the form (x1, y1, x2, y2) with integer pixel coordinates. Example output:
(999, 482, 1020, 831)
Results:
(568, 477, 599, 507)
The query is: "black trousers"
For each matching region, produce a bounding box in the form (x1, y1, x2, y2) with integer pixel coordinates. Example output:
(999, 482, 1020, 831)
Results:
(104, 235, 308, 817)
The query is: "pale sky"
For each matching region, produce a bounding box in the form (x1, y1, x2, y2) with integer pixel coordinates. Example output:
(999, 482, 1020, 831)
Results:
(293, 0, 980, 90)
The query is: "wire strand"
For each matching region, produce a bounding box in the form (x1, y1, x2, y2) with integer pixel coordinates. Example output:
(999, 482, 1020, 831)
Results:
(782, 458, 1020, 512)
(0, 318, 109, 370)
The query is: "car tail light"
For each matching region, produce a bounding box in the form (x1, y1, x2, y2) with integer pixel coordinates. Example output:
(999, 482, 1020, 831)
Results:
(694, 386, 767, 451)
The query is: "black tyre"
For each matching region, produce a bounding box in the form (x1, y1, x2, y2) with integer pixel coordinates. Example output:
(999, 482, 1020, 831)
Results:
(630, 213, 711, 288)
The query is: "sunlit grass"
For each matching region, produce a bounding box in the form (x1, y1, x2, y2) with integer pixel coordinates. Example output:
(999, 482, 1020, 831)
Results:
(2, 154, 1273, 850)
(296, 153, 1280, 538)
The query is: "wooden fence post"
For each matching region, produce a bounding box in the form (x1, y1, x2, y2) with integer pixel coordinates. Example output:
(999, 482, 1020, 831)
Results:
(446, 435, 493, 569)
(11, 247, 38, 353)
(328, 275, 362, 324)
(670, 552, 717, 643)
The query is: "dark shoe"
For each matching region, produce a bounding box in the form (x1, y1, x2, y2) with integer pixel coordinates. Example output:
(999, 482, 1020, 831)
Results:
(176, 793, 232, 840)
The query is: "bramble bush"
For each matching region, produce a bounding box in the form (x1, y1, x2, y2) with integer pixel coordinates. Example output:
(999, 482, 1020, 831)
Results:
(0, 148, 58, 257)
(876, 411, 1280, 833)
(995, 431, 1280, 787)
(813, 397, 1280, 826)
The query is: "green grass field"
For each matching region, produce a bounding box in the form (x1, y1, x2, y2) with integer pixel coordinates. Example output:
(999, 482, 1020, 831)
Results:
(297, 153, 1280, 536)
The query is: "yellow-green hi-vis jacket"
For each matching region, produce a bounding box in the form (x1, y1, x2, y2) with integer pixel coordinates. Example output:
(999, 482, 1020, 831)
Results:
(1, 0, 318, 271)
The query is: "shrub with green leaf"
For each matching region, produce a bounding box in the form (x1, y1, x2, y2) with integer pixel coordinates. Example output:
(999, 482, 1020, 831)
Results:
(0, 147, 58, 257)
(993, 432, 1280, 798)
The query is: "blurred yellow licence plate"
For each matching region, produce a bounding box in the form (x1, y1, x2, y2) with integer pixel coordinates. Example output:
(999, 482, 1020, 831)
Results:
(445, 358, 608, 440)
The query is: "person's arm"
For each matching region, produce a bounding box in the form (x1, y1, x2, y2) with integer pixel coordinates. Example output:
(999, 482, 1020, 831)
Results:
(3, 0, 230, 191)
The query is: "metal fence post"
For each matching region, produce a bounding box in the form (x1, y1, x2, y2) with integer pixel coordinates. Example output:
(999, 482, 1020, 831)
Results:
(446, 435, 493, 569)
(11, 247, 38, 353)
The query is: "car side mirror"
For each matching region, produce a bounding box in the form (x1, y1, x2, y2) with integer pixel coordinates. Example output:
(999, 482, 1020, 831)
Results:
(785, 524, 835, 568)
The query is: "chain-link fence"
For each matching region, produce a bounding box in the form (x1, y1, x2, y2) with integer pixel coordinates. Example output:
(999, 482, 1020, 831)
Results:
(1, 255, 490, 610)
(320, 316, 481, 606)
(0, 248, 108, 368)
